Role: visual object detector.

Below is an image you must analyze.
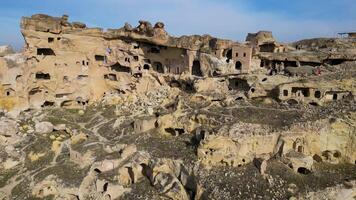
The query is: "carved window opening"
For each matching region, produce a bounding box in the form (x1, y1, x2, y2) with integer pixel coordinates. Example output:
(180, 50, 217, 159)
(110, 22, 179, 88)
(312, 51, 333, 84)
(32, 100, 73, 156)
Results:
(35, 72, 51, 80)
(314, 91, 321, 98)
(37, 48, 55, 56)
(235, 61, 242, 70)
(111, 63, 131, 73)
(192, 60, 203, 77)
(283, 90, 289, 97)
(153, 62, 164, 73)
(95, 55, 105, 61)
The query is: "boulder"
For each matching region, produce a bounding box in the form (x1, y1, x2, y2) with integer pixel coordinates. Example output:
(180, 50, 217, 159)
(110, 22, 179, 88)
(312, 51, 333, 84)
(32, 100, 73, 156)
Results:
(35, 121, 54, 134)
(72, 22, 86, 29)
(117, 151, 150, 186)
(148, 159, 191, 200)
(3, 158, 20, 169)
(53, 124, 66, 131)
(197, 135, 240, 168)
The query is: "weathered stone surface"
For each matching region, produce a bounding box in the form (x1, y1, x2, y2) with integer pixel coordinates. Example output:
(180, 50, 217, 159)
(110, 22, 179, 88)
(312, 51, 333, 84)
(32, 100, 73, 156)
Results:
(0, 13, 355, 200)
(0, 117, 18, 136)
(35, 121, 54, 134)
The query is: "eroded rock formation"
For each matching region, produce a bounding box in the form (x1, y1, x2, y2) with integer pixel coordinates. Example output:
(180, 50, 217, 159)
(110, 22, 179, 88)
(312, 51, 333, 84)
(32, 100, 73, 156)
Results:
(0, 14, 355, 200)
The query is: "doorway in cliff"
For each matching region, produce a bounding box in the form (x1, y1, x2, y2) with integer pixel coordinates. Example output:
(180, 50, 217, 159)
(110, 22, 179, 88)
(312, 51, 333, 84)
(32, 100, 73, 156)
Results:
(225, 49, 232, 63)
(110, 63, 131, 73)
(297, 167, 311, 175)
(35, 72, 51, 80)
(153, 62, 164, 73)
(143, 64, 150, 70)
(228, 78, 250, 91)
(235, 61, 242, 70)
(192, 60, 203, 77)
(37, 48, 55, 56)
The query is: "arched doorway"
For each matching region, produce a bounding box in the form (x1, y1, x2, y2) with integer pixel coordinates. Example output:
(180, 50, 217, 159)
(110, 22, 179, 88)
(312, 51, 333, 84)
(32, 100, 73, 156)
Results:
(235, 61, 242, 70)
(192, 60, 203, 77)
(226, 49, 232, 63)
(333, 93, 338, 100)
(153, 62, 164, 73)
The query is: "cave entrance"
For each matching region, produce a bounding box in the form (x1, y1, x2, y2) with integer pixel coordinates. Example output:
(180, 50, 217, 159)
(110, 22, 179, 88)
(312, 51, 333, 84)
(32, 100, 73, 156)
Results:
(260, 43, 276, 52)
(153, 62, 164, 73)
(111, 63, 131, 73)
(35, 72, 51, 80)
(143, 64, 150, 70)
(314, 91, 321, 99)
(165, 128, 185, 136)
(95, 55, 106, 62)
(297, 167, 311, 175)
(37, 48, 55, 56)
(228, 78, 250, 91)
(283, 60, 297, 67)
(292, 87, 310, 97)
(333, 93, 338, 100)
(41, 101, 55, 107)
(226, 49, 232, 63)
(325, 59, 348, 66)
(150, 47, 160, 53)
(297, 146, 304, 153)
(192, 60, 203, 77)
(235, 61, 242, 70)
(283, 90, 289, 97)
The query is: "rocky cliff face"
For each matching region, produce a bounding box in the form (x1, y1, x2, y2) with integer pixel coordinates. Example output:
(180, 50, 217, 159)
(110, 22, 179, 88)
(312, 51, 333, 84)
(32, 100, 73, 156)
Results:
(0, 14, 355, 200)
(0, 14, 238, 112)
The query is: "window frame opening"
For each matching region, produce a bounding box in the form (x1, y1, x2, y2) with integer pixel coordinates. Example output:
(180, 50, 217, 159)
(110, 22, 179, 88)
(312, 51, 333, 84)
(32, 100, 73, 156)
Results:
(37, 48, 56, 56)
(191, 60, 203, 77)
(35, 72, 51, 80)
(235, 61, 242, 70)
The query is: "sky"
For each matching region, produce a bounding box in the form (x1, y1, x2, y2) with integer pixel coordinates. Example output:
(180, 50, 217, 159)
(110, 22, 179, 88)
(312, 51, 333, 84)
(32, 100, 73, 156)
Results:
(0, 0, 355, 50)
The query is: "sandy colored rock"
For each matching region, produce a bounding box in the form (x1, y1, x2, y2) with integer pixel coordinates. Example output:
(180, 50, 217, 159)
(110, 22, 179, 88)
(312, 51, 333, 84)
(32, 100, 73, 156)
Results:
(0, 13, 355, 200)
(35, 121, 54, 134)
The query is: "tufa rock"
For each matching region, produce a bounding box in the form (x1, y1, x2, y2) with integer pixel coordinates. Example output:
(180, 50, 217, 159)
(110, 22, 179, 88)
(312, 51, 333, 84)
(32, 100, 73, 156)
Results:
(35, 121, 54, 134)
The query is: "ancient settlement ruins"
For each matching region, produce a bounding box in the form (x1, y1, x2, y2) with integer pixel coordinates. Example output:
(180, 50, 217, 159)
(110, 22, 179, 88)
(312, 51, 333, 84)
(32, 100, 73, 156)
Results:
(0, 14, 355, 199)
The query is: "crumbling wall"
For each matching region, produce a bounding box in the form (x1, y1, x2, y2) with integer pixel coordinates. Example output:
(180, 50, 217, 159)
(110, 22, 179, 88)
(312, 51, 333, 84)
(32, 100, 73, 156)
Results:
(1, 14, 355, 112)
(0, 14, 243, 111)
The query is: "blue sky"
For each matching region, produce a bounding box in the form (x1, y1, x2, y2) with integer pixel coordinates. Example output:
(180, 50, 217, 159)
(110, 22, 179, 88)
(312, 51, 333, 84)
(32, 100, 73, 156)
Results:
(0, 0, 355, 50)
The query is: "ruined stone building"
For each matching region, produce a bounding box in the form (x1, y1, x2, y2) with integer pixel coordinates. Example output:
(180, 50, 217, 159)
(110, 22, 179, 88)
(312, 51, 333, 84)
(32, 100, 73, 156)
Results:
(0, 14, 255, 111)
(0, 14, 355, 111)
(0, 14, 356, 200)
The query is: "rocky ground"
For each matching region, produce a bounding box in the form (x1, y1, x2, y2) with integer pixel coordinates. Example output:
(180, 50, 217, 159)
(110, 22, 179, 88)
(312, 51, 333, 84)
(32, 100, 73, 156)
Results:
(0, 86, 355, 200)
(1, 13, 356, 200)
